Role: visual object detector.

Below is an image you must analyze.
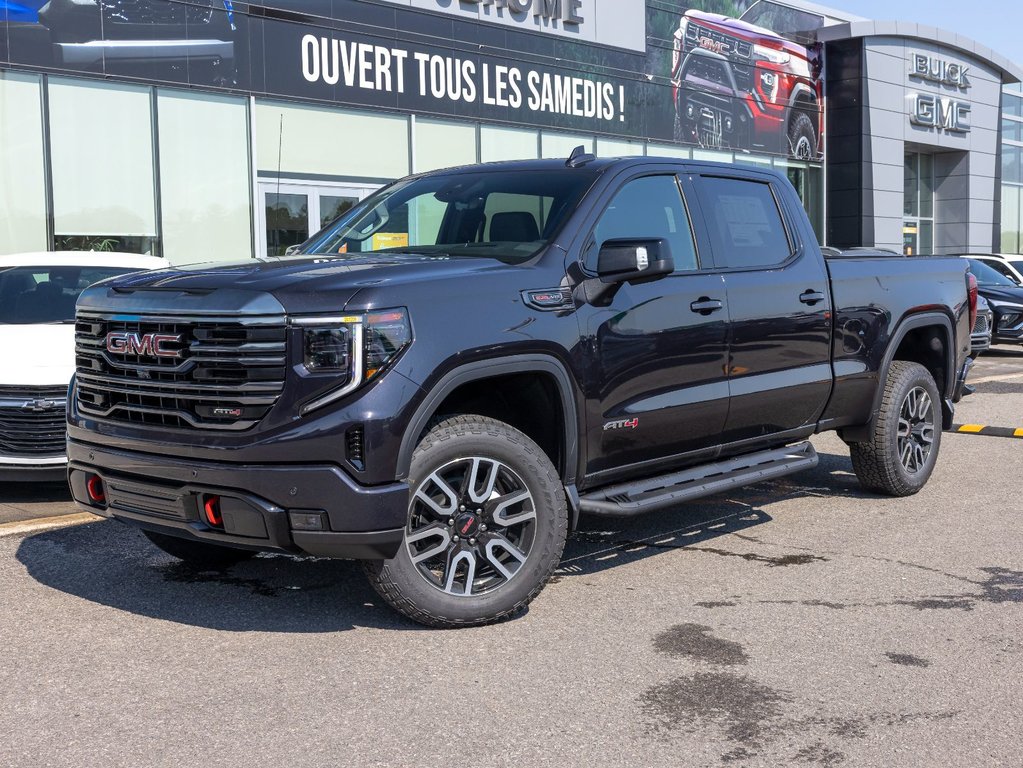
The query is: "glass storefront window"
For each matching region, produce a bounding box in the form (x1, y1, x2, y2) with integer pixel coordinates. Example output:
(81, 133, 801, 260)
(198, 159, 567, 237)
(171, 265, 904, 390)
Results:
(904, 155, 919, 217)
(646, 143, 690, 159)
(265, 192, 308, 257)
(481, 126, 538, 162)
(903, 153, 934, 254)
(1002, 185, 1021, 254)
(1004, 92, 1023, 119)
(254, 101, 409, 180)
(1003, 146, 1022, 184)
(49, 77, 158, 254)
(415, 118, 477, 173)
(1002, 118, 1022, 143)
(157, 89, 251, 264)
(541, 132, 594, 159)
(596, 137, 643, 157)
(0, 72, 47, 255)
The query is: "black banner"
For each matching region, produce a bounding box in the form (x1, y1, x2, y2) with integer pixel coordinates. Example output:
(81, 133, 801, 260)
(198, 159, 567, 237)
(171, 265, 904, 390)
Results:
(0, 0, 824, 160)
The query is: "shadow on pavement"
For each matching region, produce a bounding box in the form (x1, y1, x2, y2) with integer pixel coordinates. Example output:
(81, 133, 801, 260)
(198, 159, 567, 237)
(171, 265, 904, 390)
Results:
(0, 481, 72, 504)
(14, 451, 866, 632)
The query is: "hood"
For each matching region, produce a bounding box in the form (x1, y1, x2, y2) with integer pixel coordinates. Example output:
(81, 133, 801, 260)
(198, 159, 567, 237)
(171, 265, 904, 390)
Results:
(976, 285, 1023, 306)
(77, 253, 518, 315)
(0, 323, 75, 387)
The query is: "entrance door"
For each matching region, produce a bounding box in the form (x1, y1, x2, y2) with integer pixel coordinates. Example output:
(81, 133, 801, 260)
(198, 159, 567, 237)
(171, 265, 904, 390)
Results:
(257, 181, 378, 257)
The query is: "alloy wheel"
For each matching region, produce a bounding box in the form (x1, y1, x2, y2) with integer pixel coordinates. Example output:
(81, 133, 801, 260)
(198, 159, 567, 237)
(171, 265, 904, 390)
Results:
(897, 385, 935, 474)
(406, 456, 537, 597)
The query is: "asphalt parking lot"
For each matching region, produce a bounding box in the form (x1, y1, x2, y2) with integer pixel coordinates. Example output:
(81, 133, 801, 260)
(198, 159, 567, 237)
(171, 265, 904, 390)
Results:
(1, 348, 1021, 767)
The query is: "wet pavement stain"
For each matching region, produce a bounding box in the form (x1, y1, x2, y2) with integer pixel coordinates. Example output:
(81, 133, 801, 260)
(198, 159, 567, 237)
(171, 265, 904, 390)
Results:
(896, 567, 1023, 611)
(688, 546, 828, 567)
(641, 671, 791, 749)
(695, 600, 737, 609)
(885, 652, 930, 668)
(158, 562, 330, 598)
(653, 623, 749, 666)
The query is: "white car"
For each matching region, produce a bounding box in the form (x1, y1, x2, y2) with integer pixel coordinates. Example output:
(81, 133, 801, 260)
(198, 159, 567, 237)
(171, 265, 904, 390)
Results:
(965, 253, 1023, 286)
(0, 252, 166, 481)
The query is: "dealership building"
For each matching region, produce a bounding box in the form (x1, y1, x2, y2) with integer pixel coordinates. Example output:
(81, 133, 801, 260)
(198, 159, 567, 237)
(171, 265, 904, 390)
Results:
(0, 0, 1021, 263)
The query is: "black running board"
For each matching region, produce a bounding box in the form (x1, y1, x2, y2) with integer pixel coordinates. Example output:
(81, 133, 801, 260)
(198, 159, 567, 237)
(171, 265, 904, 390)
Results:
(577, 441, 818, 517)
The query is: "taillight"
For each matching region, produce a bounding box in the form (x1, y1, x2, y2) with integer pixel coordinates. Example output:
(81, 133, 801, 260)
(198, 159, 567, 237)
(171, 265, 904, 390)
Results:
(967, 272, 978, 332)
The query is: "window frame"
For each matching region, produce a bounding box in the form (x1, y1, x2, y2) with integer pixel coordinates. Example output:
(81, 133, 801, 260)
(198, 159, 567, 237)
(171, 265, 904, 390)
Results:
(686, 170, 801, 273)
(579, 170, 704, 276)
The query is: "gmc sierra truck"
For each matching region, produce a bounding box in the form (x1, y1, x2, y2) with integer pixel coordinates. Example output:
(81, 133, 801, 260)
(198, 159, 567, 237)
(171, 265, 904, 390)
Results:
(68, 152, 975, 628)
(672, 0, 825, 158)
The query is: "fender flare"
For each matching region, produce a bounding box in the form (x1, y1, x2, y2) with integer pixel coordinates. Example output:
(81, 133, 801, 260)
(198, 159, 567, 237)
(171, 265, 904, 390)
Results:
(396, 354, 580, 485)
(843, 311, 956, 442)
(788, 83, 818, 111)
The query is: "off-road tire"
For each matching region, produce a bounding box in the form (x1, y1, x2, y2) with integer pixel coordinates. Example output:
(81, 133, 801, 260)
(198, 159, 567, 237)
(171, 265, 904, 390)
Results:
(365, 415, 568, 628)
(143, 530, 256, 568)
(788, 112, 816, 160)
(849, 361, 942, 496)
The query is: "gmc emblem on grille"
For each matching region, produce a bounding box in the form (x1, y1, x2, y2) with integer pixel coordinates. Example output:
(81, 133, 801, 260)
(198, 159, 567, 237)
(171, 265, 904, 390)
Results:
(105, 331, 182, 358)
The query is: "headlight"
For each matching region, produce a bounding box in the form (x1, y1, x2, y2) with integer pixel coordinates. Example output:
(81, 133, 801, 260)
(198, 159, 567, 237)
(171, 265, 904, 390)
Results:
(294, 308, 412, 414)
(753, 44, 790, 64)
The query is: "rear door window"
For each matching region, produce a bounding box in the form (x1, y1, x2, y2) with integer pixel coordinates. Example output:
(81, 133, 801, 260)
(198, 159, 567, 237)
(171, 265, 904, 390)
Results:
(696, 176, 792, 269)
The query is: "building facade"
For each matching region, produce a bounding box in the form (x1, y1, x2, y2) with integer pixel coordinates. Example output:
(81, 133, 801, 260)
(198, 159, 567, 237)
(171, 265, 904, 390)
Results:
(0, 0, 1019, 264)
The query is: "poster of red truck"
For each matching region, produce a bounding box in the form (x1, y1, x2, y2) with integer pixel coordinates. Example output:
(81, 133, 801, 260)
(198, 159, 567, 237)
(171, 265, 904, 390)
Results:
(670, 0, 825, 160)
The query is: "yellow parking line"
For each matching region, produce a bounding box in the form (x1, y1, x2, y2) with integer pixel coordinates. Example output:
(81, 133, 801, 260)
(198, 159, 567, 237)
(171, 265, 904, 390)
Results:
(0, 511, 101, 538)
(957, 424, 985, 433)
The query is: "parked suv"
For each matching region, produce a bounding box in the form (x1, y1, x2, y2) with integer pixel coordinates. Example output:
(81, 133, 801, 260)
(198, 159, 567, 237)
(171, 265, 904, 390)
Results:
(69, 155, 972, 627)
(962, 257, 1023, 346)
(0, 252, 164, 480)
(671, 0, 825, 157)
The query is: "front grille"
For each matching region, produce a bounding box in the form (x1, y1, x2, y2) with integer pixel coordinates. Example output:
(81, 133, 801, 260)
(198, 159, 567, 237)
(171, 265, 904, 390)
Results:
(100, 0, 215, 26)
(686, 23, 754, 60)
(0, 385, 68, 457)
(75, 313, 287, 431)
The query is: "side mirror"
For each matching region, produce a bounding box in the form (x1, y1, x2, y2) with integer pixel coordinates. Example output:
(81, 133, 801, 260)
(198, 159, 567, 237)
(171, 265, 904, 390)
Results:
(597, 238, 674, 284)
(284, 244, 302, 256)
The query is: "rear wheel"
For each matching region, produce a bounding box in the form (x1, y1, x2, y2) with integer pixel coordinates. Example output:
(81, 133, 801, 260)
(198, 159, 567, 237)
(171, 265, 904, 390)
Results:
(849, 361, 942, 496)
(143, 530, 255, 568)
(365, 415, 568, 628)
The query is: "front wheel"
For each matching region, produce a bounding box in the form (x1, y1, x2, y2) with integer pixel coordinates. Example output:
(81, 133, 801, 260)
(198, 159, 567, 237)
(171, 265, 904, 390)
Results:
(365, 415, 568, 628)
(849, 361, 942, 496)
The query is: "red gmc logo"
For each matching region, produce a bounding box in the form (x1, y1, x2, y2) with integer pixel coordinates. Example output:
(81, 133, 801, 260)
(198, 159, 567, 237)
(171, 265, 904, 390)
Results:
(105, 331, 182, 358)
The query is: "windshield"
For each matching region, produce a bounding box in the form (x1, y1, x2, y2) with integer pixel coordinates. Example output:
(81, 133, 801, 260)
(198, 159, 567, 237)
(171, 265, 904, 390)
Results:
(0, 265, 143, 324)
(296, 169, 597, 264)
(740, 1, 824, 44)
(967, 258, 1018, 287)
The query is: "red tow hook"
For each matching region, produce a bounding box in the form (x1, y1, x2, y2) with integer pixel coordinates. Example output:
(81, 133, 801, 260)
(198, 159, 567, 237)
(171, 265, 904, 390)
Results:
(203, 495, 223, 527)
(86, 474, 106, 505)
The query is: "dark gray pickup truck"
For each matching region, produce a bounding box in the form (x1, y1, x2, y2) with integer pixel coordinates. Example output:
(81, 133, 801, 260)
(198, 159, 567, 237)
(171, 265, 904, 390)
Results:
(68, 153, 976, 627)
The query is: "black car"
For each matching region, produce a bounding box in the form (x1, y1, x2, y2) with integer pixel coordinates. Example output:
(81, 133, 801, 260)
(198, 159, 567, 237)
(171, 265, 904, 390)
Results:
(964, 258, 1023, 345)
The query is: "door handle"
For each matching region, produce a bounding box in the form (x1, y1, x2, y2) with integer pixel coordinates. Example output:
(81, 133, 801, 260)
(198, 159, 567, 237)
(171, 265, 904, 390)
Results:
(799, 289, 826, 306)
(690, 298, 723, 315)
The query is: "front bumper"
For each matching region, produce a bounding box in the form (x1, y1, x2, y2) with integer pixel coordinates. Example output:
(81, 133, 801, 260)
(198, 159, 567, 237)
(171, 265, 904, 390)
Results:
(67, 439, 408, 560)
(0, 457, 66, 482)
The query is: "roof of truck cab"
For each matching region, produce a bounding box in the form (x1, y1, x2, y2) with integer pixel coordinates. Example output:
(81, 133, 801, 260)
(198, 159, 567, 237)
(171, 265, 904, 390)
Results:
(421, 156, 783, 175)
